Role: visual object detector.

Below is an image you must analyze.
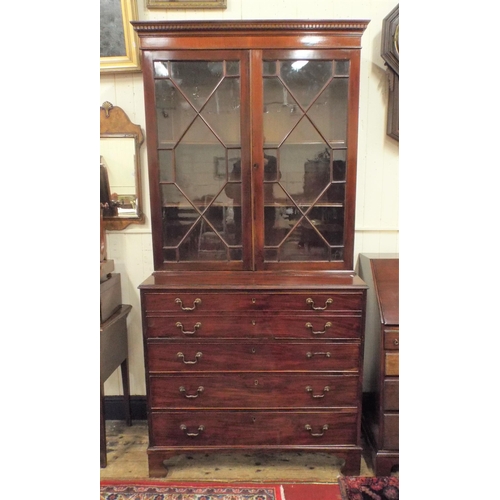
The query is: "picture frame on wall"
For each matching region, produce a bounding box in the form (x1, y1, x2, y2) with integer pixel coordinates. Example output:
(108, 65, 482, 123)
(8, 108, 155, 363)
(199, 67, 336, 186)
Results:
(147, 0, 226, 9)
(100, 0, 141, 73)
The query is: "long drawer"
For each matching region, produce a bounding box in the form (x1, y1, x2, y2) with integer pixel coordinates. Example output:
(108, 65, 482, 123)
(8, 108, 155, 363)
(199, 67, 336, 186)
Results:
(143, 292, 364, 314)
(149, 373, 360, 409)
(146, 341, 361, 372)
(145, 314, 362, 339)
(150, 410, 358, 446)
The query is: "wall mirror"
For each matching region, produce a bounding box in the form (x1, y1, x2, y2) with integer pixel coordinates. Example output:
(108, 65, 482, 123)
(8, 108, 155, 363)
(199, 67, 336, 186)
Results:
(100, 101, 145, 230)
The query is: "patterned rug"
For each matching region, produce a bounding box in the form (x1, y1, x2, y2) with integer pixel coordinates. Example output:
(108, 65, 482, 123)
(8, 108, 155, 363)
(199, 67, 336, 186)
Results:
(100, 481, 282, 500)
(338, 476, 399, 500)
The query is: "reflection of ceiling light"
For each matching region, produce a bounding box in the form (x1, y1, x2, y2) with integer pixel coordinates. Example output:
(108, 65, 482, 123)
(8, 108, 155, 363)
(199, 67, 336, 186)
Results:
(291, 60, 308, 71)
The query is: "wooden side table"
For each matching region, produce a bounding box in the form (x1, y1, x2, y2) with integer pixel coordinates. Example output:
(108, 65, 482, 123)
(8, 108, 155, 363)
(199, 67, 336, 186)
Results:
(100, 304, 132, 468)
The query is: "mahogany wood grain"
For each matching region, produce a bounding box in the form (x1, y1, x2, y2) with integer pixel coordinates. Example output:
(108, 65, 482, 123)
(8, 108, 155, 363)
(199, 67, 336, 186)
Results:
(149, 373, 360, 409)
(146, 341, 361, 373)
(144, 314, 362, 339)
(150, 410, 358, 447)
(143, 291, 364, 313)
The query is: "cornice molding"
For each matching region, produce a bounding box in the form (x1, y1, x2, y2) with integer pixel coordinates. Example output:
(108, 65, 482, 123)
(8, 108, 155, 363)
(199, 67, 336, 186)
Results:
(132, 20, 370, 35)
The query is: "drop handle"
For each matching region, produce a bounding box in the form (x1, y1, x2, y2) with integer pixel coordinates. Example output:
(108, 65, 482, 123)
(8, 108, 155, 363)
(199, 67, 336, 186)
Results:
(175, 298, 201, 311)
(177, 352, 203, 364)
(306, 298, 333, 310)
(305, 385, 330, 398)
(179, 386, 204, 398)
(180, 424, 205, 437)
(305, 424, 329, 437)
(176, 322, 201, 335)
(393, 338, 399, 346)
(305, 322, 332, 335)
(306, 352, 331, 359)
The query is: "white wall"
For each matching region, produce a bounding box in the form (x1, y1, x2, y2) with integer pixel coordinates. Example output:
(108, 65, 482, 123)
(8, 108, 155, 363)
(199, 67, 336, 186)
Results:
(100, 0, 399, 396)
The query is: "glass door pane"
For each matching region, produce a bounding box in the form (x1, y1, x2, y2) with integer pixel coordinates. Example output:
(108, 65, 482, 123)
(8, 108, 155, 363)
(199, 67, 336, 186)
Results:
(154, 58, 243, 264)
(262, 56, 350, 263)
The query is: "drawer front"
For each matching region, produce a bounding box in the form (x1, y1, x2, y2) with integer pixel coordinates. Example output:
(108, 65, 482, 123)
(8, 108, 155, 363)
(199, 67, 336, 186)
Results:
(383, 379, 399, 411)
(145, 314, 362, 339)
(383, 329, 399, 350)
(384, 353, 399, 376)
(147, 341, 361, 373)
(150, 410, 358, 447)
(149, 373, 360, 409)
(143, 292, 364, 314)
(382, 413, 399, 450)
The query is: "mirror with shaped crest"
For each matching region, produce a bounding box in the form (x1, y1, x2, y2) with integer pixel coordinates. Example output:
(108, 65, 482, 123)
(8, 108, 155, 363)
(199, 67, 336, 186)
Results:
(100, 101, 145, 230)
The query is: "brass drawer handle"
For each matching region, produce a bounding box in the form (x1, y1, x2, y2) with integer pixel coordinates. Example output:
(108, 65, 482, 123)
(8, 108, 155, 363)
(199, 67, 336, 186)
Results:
(306, 298, 333, 310)
(306, 385, 330, 398)
(305, 424, 329, 437)
(306, 352, 331, 358)
(176, 322, 201, 335)
(177, 352, 202, 364)
(180, 424, 205, 437)
(179, 386, 204, 398)
(305, 322, 332, 335)
(175, 298, 202, 311)
(393, 339, 399, 346)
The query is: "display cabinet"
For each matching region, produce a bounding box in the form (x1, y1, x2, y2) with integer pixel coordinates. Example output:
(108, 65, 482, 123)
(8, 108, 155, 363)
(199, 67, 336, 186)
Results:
(133, 20, 369, 477)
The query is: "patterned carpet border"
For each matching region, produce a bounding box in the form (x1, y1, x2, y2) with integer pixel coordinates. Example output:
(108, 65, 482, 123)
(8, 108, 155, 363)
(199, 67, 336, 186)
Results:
(100, 480, 282, 500)
(338, 475, 399, 500)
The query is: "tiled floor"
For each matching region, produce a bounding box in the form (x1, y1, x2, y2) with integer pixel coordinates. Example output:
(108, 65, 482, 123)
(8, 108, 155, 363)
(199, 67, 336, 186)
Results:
(100, 420, 378, 482)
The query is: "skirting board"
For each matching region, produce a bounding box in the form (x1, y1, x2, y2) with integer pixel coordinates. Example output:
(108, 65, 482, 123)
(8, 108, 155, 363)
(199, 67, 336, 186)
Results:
(103, 395, 147, 420)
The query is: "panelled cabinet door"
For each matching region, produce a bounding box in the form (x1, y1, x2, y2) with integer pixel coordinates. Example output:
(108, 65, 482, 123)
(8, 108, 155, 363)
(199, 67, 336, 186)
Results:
(147, 51, 251, 270)
(135, 21, 366, 272)
(258, 51, 358, 270)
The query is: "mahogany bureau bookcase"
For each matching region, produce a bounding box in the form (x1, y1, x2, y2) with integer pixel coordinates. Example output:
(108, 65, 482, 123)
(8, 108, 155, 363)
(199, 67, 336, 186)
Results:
(357, 254, 399, 475)
(132, 20, 369, 477)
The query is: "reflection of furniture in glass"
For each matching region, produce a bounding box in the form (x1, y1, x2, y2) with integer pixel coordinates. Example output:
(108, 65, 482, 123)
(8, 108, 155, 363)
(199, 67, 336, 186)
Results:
(100, 271, 132, 468)
(133, 20, 369, 478)
(197, 196, 228, 259)
(357, 254, 399, 476)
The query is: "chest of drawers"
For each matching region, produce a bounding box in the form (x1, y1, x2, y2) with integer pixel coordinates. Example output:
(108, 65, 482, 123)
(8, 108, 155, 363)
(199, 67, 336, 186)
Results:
(357, 255, 399, 475)
(139, 271, 367, 477)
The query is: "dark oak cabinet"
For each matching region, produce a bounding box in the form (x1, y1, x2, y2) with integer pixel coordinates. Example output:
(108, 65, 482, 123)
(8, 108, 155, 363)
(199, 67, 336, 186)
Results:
(133, 20, 369, 477)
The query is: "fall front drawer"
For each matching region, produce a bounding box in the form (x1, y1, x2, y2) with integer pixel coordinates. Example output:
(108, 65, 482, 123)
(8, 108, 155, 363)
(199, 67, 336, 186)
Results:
(143, 292, 364, 313)
(145, 314, 362, 339)
(150, 410, 358, 446)
(149, 373, 360, 409)
(146, 341, 361, 372)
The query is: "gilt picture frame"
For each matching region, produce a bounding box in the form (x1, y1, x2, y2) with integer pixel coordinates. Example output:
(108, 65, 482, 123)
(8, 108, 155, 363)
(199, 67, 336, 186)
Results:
(100, 0, 141, 73)
(147, 0, 226, 9)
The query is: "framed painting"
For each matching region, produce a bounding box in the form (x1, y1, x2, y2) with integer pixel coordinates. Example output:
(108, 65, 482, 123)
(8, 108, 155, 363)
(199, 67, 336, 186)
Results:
(147, 0, 226, 9)
(100, 0, 141, 73)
